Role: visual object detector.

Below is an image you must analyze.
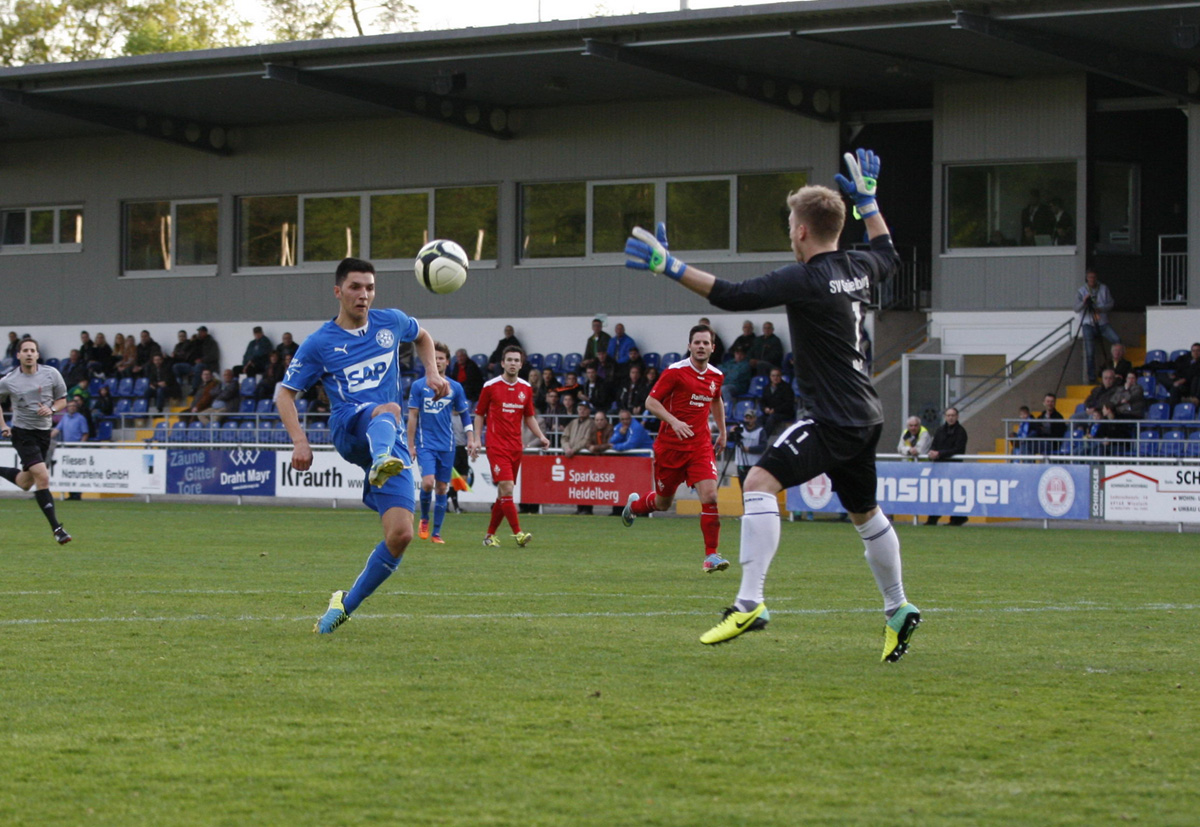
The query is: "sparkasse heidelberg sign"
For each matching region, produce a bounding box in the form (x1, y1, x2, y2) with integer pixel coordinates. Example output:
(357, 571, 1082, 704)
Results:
(522, 455, 652, 506)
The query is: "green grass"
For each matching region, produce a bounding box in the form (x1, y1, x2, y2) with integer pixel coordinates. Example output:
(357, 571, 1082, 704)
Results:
(1, 499, 1197, 826)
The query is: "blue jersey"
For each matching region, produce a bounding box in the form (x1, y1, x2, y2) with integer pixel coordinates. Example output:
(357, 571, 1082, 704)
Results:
(281, 308, 420, 434)
(408, 376, 468, 453)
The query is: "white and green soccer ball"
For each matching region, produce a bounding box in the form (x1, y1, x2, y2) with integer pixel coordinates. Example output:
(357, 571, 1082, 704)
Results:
(414, 239, 469, 294)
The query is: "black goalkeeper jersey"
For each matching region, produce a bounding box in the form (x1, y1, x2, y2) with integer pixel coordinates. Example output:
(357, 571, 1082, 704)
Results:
(707, 234, 899, 428)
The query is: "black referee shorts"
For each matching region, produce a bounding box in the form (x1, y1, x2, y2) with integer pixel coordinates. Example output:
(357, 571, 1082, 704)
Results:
(10, 427, 52, 472)
(756, 419, 882, 514)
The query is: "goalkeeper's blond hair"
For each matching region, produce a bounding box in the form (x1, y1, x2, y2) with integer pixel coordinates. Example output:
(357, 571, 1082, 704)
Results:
(787, 185, 846, 244)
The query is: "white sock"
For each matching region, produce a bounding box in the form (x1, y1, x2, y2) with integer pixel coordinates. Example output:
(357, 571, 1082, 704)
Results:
(735, 492, 780, 611)
(856, 510, 906, 613)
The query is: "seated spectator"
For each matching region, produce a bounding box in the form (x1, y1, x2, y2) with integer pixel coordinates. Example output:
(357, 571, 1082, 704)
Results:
(729, 320, 756, 358)
(1010, 406, 1034, 455)
(556, 371, 580, 398)
(1166, 342, 1200, 407)
(760, 367, 795, 436)
(620, 347, 647, 386)
(749, 321, 785, 377)
(186, 369, 221, 420)
(582, 317, 611, 369)
(143, 353, 173, 412)
(168, 328, 193, 373)
(487, 325, 522, 377)
(897, 415, 931, 460)
(583, 410, 614, 454)
(611, 409, 653, 452)
(527, 367, 547, 412)
(561, 402, 595, 459)
(275, 331, 298, 362)
(88, 332, 113, 378)
(114, 337, 138, 379)
(616, 364, 649, 416)
(720, 346, 752, 410)
(92, 383, 115, 421)
(1102, 343, 1131, 382)
(578, 365, 613, 412)
(200, 368, 240, 424)
(449, 348, 484, 402)
(254, 351, 283, 401)
(173, 326, 219, 394)
(1030, 392, 1067, 452)
(593, 351, 616, 384)
(132, 330, 162, 376)
(542, 389, 568, 448)
(61, 349, 89, 387)
(1088, 403, 1130, 456)
(1109, 371, 1145, 420)
(236, 326, 273, 378)
(110, 333, 127, 374)
(302, 383, 331, 416)
(67, 378, 93, 431)
(538, 368, 559, 404)
(1084, 369, 1121, 414)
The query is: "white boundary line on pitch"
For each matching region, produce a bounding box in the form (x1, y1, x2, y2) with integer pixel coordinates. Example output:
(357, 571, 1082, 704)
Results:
(2, 603, 1197, 627)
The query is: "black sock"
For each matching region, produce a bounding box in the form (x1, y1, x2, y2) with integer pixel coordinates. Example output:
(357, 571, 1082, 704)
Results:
(34, 488, 61, 530)
(0, 466, 19, 484)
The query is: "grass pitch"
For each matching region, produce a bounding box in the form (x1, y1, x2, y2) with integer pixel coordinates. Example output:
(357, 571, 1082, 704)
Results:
(1, 499, 1197, 826)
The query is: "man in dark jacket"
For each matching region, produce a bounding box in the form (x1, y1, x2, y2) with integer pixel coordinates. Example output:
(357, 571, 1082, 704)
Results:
(759, 367, 795, 437)
(450, 348, 484, 402)
(1030, 392, 1066, 453)
(926, 407, 968, 525)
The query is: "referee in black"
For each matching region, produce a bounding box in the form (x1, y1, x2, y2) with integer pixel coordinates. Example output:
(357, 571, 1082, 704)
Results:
(0, 338, 72, 544)
(625, 149, 920, 661)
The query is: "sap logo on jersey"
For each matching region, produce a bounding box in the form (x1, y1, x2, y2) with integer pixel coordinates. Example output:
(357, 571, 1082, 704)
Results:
(343, 351, 394, 391)
(422, 396, 451, 415)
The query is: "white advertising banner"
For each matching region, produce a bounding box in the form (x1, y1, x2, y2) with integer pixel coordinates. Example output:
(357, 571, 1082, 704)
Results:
(275, 449, 374, 500)
(48, 447, 167, 494)
(1102, 464, 1200, 523)
(456, 452, 519, 505)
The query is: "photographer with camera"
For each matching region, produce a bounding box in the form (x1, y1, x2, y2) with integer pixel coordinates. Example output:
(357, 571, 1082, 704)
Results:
(1074, 269, 1120, 383)
(731, 408, 766, 492)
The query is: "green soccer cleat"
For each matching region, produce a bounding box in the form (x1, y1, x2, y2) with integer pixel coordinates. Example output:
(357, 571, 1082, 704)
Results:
(314, 590, 349, 635)
(621, 493, 639, 527)
(482, 534, 501, 548)
(702, 553, 730, 573)
(368, 455, 406, 488)
(513, 531, 532, 547)
(881, 602, 921, 663)
(700, 603, 770, 645)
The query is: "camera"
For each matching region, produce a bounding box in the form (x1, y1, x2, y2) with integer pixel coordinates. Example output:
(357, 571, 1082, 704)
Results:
(728, 424, 743, 444)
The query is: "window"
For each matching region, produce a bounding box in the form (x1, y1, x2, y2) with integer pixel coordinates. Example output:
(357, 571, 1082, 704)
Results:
(123, 200, 217, 275)
(237, 186, 498, 271)
(945, 162, 1076, 250)
(0, 205, 84, 253)
(738, 172, 807, 253)
(592, 182, 655, 254)
(667, 180, 730, 251)
(520, 182, 586, 259)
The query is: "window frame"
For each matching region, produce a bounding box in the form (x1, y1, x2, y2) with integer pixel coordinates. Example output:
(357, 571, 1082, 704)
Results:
(121, 197, 220, 279)
(0, 204, 84, 255)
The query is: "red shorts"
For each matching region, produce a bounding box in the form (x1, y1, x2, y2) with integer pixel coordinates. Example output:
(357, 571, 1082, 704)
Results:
(489, 449, 523, 484)
(653, 443, 717, 497)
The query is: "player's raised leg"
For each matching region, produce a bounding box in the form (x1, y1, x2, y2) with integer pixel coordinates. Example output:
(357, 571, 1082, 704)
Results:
(367, 402, 406, 487)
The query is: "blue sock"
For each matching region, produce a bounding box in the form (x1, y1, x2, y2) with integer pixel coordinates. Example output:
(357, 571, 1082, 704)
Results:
(420, 489, 432, 521)
(344, 541, 401, 615)
(366, 412, 399, 461)
(433, 493, 448, 537)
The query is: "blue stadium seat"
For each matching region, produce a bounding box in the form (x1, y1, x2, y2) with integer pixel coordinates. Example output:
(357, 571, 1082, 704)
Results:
(132, 377, 149, 397)
(1172, 402, 1195, 421)
(564, 353, 583, 372)
(295, 398, 309, 415)
(44, 358, 60, 371)
(1145, 349, 1168, 365)
(255, 398, 276, 415)
(1169, 349, 1188, 363)
(94, 419, 114, 441)
(116, 377, 134, 397)
(661, 352, 682, 366)
(1071, 403, 1087, 419)
(169, 421, 189, 443)
(471, 353, 488, 369)
(1187, 431, 1200, 458)
(149, 422, 168, 444)
(401, 375, 414, 396)
(131, 398, 149, 415)
(1147, 402, 1170, 421)
(307, 420, 330, 445)
(1138, 430, 1160, 457)
(745, 376, 768, 398)
(256, 420, 277, 442)
(239, 420, 258, 443)
(641, 352, 660, 371)
(186, 422, 209, 444)
(237, 397, 256, 417)
(526, 353, 544, 370)
(732, 399, 760, 421)
(412, 360, 426, 377)
(113, 398, 132, 416)
(1137, 375, 1156, 398)
(1159, 428, 1186, 457)
(221, 420, 241, 443)
(543, 353, 563, 371)
(239, 376, 257, 397)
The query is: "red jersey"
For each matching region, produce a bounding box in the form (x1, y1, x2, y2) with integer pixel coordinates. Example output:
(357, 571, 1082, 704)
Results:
(649, 357, 723, 450)
(476, 375, 534, 456)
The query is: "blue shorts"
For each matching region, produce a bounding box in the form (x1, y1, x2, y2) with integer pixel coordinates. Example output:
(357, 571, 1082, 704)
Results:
(416, 447, 455, 483)
(332, 403, 415, 515)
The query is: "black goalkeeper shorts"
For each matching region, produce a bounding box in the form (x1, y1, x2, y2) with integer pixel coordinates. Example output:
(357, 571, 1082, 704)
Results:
(755, 420, 882, 514)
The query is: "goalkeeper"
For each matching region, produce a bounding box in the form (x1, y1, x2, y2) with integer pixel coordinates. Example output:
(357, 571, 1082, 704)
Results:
(624, 149, 922, 662)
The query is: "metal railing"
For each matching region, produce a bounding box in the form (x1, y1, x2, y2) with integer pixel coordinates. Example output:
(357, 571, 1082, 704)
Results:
(850, 244, 930, 313)
(1158, 233, 1187, 305)
(946, 319, 1075, 415)
(1000, 416, 1199, 459)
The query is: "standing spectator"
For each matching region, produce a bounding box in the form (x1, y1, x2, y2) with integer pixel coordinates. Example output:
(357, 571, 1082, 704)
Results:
(611, 408, 653, 452)
(749, 320, 785, 376)
(561, 402, 596, 459)
(175, 325, 220, 394)
(759, 367, 795, 436)
(732, 408, 766, 491)
(486, 325, 522, 377)
(1010, 406, 1034, 456)
(1049, 197, 1074, 246)
(1075, 269, 1120, 383)
(926, 407, 968, 526)
(88, 332, 113, 379)
(275, 331, 299, 362)
(4, 331, 19, 363)
(53, 398, 89, 443)
(699, 317, 725, 364)
(236, 326, 273, 377)
(78, 330, 96, 368)
(1020, 189, 1054, 245)
(730, 319, 756, 356)
(582, 318, 611, 368)
(606, 322, 637, 366)
(616, 364, 649, 416)
(720, 346, 752, 410)
(897, 416, 931, 459)
(578, 365, 613, 413)
(144, 353, 171, 413)
(133, 330, 162, 376)
(450, 348, 484, 402)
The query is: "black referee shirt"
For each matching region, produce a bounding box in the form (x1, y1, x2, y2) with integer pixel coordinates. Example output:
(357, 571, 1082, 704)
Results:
(707, 234, 899, 428)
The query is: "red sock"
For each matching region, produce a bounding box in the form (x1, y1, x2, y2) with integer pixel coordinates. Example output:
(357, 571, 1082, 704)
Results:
(632, 489, 658, 516)
(701, 503, 721, 556)
(500, 496, 520, 533)
(487, 499, 504, 535)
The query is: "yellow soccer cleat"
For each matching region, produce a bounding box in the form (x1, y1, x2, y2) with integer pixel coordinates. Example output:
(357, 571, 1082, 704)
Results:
(881, 602, 922, 663)
(314, 590, 349, 635)
(700, 603, 769, 645)
(368, 455, 406, 488)
(513, 532, 533, 548)
(482, 534, 501, 548)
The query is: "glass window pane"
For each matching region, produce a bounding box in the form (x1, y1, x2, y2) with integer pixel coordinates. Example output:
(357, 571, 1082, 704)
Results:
(60, 209, 83, 245)
(370, 193, 428, 260)
(435, 186, 497, 261)
(1, 211, 25, 246)
(945, 162, 1075, 249)
(593, 182, 654, 254)
(303, 195, 359, 262)
(738, 172, 807, 253)
(176, 202, 219, 266)
(240, 196, 298, 268)
(521, 182, 585, 259)
(667, 180, 729, 250)
(125, 201, 170, 271)
(29, 210, 54, 245)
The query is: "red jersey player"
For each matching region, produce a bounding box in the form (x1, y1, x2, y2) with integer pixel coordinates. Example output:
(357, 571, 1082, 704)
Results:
(470, 345, 550, 547)
(621, 324, 728, 572)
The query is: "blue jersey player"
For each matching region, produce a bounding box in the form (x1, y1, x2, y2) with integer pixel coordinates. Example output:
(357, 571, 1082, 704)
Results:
(276, 257, 449, 635)
(406, 341, 476, 544)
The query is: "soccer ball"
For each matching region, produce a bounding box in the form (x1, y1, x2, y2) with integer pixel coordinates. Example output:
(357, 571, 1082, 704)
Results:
(414, 239, 469, 294)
